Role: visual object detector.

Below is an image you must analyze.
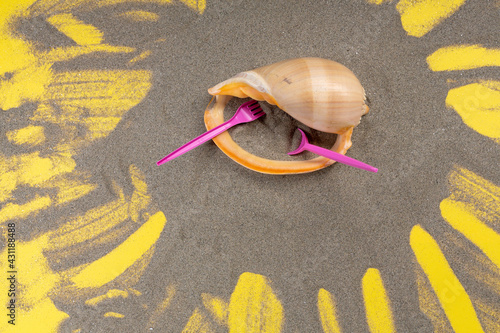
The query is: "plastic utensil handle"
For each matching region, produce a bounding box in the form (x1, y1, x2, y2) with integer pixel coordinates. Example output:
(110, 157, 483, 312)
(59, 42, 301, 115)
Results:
(157, 121, 234, 165)
(305, 144, 378, 173)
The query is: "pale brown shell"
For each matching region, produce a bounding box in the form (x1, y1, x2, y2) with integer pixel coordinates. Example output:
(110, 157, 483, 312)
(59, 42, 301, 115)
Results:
(205, 57, 369, 174)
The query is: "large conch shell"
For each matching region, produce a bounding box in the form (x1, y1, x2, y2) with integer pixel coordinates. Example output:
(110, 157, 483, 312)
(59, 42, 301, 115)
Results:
(204, 57, 369, 174)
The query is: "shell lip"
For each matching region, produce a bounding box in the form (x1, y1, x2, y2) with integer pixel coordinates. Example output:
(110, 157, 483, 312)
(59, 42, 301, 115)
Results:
(204, 95, 354, 175)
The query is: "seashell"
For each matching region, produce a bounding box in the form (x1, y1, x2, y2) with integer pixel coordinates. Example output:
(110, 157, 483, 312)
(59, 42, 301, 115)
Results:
(204, 57, 369, 174)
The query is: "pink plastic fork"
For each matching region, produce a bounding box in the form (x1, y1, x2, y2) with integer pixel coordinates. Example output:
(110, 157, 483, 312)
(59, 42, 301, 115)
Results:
(157, 100, 265, 165)
(288, 128, 378, 173)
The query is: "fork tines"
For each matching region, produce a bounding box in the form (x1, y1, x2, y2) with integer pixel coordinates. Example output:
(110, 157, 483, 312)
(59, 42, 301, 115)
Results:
(250, 102, 264, 115)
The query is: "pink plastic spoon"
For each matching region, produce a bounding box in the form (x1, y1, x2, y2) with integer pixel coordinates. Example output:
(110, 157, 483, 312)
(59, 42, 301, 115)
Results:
(288, 129, 378, 173)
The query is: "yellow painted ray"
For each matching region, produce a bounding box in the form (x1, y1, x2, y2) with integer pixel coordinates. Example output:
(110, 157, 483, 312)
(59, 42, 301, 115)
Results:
(0, 165, 166, 331)
(410, 225, 484, 332)
(85, 289, 129, 306)
(70, 210, 166, 288)
(7, 298, 69, 332)
(427, 45, 500, 71)
(445, 230, 500, 296)
(445, 81, 500, 143)
(0, 151, 90, 222)
(366, 0, 391, 4)
(317, 288, 342, 333)
(415, 263, 454, 332)
(227, 272, 284, 332)
(6, 125, 46, 146)
(42, 70, 152, 117)
(0, 172, 95, 223)
(43, 174, 97, 205)
(475, 299, 500, 333)
(441, 199, 500, 269)
(118, 10, 160, 22)
(396, 0, 468, 37)
(103, 312, 125, 318)
(0, 60, 53, 111)
(202, 293, 229, 326)
(447, 166, 500, 228)
(147, 285, 177, 327)
(179, 0, 206, 14)
(27, 0, 205, 15)
(47, 13, 104, 45)
(0, 235, 68, 332)
(362, 268, 396, 333)
(0, 195, 52, 224)
(0, 67, 152, 220)
(130, 50, 152, 64)
(182, 308, 215, 333)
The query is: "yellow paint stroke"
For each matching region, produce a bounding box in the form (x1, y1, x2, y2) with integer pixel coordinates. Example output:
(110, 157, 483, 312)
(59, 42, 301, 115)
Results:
(148, 285, 177, 326)
(475, 299, 500, 333)
(44, 174, 97, 205)
(0, 192, 164, 332)
(445, 229, 500, 296)
(44, 44, 136, 63)
(0, 150, 78, 221)
(0, 0, 152, 225)
(47, 165, 151, 252)
(0, 61, 53, 110)
(0, 172, 16, 203)
(45, 70, 152, 115)
(70, 211, 166, 288)
(0, 0, 37, 25)
(42, 183, 128, 250)
(366, 0, 391, 4)
(0, 236, 69, 332)
(396, 0, 468, 37)
(362, 268, 396, 333)
(179, 0, 206, 14)
(12, 236, 59, 306)
(129, 288, 142, 296)
(15, 298, 69, 332)
(227, 272, 283, 332)
(441, 198, 500, 269)
(445, 81, 500, 143)
(415, 262, 454, 332)
(317, 288, 342, 333)
(0, 0, 39, 73)
(410, 225, 484, 332)
(53, 222, 135, 263)
(26, 0, 207, 16)
(84, 117, 122, 139)
(119, 10, 159, 21)
(103, 312, 125, 318)
(85, 289, 129, 306)
(0, 153, 54, 198)
(115, 246, 156, 287)
(129, 50, 152, 64)
(447, 166, 500, 229)
(0, 195, 52, 224)
(6, 125, 46, 146)
(33, 70, 152, 140)
(202, 293, 229, 326)
(18, 151, 76, 185)
(441, 166, 500, 297)
(47, 13, 104, 45)
(427, 45, 500, 71)
(182, 308, 215, 333)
